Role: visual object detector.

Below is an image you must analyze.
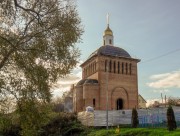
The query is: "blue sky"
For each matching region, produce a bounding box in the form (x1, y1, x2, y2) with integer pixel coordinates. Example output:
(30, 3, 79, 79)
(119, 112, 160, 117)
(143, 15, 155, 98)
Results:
(53, 0, 180, 105)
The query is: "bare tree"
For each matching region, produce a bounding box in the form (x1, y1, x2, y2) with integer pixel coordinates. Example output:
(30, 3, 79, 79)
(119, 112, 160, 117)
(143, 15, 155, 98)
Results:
(168, 97, 180, 106)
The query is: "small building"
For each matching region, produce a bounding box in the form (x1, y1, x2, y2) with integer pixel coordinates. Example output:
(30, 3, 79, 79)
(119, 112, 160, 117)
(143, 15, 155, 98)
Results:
(73, 19, 140, 112)
(138, 94, 147, 109)
(64, 97, 73, 112)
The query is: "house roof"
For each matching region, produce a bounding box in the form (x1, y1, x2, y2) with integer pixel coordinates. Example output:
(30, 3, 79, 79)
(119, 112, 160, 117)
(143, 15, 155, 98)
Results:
(138, 94, 147, 103)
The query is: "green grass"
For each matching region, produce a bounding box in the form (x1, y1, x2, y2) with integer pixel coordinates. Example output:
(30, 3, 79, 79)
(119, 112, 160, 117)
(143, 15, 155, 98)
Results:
(87, 128, 180, 136)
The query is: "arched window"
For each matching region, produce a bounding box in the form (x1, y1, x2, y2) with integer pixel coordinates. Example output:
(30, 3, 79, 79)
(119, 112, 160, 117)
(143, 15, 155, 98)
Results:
(86, 68, 87, 76)
(92, 64, 93, 73)
(109, 60, 112, 72)
(90, 64, 92, 74)
(89, 65, 90, 75)
(122, 62, 124, 74)
(93, 98, 96, 107)
(129, 63, 132, 75)
(95, 62, 96, 71)
(114, 61, 116, 73)
(105, 60, 107, 72)
(91, 64, 93, 73)
(126, 63, 128, 74)
(104, 40, 105, 45)
(109, 39, 112, 44)
(93, 62, 95, 72)
(118, 61, 120, 74)
(84, 68, 86, 77)
(117, 98, 123, 110)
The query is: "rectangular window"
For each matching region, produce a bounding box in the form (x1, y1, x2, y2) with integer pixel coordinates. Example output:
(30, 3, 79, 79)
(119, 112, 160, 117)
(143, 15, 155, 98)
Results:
(93, 98, 95, 107)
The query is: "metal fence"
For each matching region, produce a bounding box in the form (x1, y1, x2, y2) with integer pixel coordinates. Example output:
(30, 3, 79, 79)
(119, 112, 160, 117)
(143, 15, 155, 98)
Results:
(77, 106, 180, 127)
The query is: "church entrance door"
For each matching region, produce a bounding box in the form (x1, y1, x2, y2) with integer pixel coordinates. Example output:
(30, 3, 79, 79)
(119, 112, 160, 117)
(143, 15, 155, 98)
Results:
(116, 98, 123, 110)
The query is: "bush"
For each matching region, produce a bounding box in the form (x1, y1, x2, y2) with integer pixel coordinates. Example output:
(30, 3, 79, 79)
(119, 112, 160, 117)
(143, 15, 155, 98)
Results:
(167, 106, 177, 131)
(0, 113, 20, 136)
(39, 112, 86, 136)
(131, 108, 139, 128)
(1, 124, 21, 136)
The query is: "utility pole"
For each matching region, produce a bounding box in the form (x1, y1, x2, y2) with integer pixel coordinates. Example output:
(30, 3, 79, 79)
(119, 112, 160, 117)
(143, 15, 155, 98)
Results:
(106, 14, 109, 130)
(106, 60, 109, 129)
(161, 93, 163, 104)
(165, 95, 166, 107)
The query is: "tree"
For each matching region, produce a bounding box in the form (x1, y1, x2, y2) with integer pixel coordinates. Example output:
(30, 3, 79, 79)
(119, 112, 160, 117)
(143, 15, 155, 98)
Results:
(167, 106, 177, 131)
(168, 97, 180, 106)
(51, 85, 74, 112)
(0, 0, 83, 135)
(39, 112, 85, 136)
(131, 108, 139, 128)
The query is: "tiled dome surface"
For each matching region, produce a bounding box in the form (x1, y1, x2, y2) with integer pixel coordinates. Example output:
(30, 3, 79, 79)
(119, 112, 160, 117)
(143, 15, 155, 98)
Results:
(76, 79, 98, 86)
(89, 45, 131, 59)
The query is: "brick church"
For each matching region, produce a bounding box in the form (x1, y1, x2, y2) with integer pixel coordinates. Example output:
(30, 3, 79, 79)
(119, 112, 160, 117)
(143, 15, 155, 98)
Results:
(73, 20, 140, 112)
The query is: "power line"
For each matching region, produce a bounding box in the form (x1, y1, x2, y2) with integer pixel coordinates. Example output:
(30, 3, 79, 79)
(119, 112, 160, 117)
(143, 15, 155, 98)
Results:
(140, 48, 180, 64)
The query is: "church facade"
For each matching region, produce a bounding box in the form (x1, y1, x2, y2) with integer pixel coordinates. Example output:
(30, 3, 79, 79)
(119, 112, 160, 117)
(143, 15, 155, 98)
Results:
(73, 22, 140, 113)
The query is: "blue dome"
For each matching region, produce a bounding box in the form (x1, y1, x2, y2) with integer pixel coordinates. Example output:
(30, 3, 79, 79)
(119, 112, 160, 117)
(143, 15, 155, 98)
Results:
(84, 79, 98, 84)
(77, 79, 87, 86)
(76, 79, 98, 86)
(89, 45, 131, 59)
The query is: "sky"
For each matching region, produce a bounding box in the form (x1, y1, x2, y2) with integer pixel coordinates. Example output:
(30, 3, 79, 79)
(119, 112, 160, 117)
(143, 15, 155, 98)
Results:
(53, 0, 180, 106)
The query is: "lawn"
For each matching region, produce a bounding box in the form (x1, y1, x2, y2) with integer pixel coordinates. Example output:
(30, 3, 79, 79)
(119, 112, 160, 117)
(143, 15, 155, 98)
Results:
(86, 128, 180, 136)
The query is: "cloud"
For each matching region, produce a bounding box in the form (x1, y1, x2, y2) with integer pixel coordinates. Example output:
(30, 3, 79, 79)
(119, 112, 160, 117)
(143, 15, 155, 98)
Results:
(147, 70, 180, 89)
(51, 62, 82, 98)
(152, 89, 169, 93)
(146, 99, 160, 107)
(150, 73, 172, 80)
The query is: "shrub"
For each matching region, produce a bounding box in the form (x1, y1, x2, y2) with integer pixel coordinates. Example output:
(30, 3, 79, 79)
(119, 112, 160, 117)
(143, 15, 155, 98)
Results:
(167, 106, 177, 131)
(1, 124, 21, 136)
(131, 108, 139, 128)
(39, 112, 86, 136)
